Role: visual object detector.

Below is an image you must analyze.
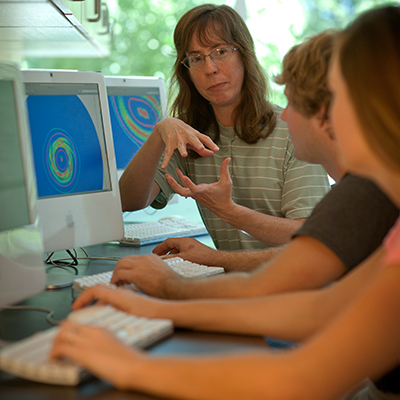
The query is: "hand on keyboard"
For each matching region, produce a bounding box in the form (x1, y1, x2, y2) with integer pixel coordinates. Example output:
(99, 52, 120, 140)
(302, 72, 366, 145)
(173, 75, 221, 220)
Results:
(153, 236, 221, 266)
(0, 303, 173, 386)
(72, 286, 169, 324)
(110, 254, 221, 299)
(51, 319, 144, 389)
(72, 256, 224, 300)
(111, 254, 184, 299)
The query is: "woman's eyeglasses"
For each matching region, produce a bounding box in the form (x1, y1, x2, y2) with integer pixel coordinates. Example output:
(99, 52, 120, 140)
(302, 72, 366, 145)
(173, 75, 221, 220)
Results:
(181, 47, 239, 70)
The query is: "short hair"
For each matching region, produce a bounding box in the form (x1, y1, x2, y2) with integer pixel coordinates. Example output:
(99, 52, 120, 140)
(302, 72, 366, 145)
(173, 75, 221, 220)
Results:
(337, 5, 400, 170)
(275, 30, 339, 119)
(170, 4, 276, 145)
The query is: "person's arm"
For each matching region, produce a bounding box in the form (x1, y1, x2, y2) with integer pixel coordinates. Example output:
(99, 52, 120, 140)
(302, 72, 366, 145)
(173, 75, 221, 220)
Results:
(152, 236, 285, 272)
(130, 260, 399, 400)
(119, 127, 164, 211)
(77, 246, 380, 341)
(52, 248, 400, 400)
(166, 158, 306, 246)
(111, 235, 347, 300)
(119, 117, 219, 211)
(211, 206, 305, 247)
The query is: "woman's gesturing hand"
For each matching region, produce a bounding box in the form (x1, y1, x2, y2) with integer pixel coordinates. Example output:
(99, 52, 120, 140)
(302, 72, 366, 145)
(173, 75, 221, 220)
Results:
(155, 117, 219, 169)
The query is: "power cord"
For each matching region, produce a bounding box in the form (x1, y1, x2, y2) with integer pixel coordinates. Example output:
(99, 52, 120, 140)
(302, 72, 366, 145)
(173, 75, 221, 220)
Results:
(2, 305, 61, 325)
(45, 248, 121, 270)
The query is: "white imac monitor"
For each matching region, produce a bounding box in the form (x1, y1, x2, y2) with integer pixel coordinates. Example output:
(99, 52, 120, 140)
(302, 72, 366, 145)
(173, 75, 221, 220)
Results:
(104, 76, 167, 178)
(0, 63, 46, 309)
(22, 69, 124, 255)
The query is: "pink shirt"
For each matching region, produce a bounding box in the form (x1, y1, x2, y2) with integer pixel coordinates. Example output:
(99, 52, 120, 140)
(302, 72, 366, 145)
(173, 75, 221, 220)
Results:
(384, 216, 400, 266)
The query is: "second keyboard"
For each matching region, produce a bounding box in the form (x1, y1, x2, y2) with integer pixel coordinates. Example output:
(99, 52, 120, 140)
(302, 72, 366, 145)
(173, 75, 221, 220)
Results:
(120, 216, 208, 246)
(72, 257, 225, 293)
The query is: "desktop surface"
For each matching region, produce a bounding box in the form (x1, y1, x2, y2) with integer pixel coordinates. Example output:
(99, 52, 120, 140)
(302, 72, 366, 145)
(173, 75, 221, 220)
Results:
(0, 241, 267, 399)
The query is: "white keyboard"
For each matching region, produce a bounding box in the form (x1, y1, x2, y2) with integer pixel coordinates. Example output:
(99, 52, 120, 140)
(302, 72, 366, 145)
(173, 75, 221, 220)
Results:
(0, 305, 173, 386)
(120, 216, 208, 246)
(72, 257, 225, 293)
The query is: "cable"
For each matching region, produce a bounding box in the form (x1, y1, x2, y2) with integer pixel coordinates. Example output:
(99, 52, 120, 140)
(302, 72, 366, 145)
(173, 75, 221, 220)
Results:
(45, 249, 79, 275)
(3, 305, 62, 326)
(45, 248, 121, 269)
(48, 256, 121, 263)
(46, 249, 79, 266)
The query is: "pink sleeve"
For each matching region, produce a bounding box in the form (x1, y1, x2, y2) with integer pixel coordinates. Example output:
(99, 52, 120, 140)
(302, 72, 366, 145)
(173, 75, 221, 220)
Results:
(384, 216, 400, 266)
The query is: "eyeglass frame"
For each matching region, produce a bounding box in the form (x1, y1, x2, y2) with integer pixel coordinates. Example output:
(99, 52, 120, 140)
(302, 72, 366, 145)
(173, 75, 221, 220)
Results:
(181, 47, 239, 70)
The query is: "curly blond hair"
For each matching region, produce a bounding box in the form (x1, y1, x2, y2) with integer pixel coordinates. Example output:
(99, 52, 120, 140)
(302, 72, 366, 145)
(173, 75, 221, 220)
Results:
(275, 30, 339, 119)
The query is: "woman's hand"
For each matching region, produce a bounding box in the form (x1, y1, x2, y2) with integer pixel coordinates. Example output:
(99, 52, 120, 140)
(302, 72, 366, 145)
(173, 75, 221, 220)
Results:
(155, 117, 219, 168)
(71, 284, 167, 317)
(51, 320, 146, 390)
(166, 158, 234, 216)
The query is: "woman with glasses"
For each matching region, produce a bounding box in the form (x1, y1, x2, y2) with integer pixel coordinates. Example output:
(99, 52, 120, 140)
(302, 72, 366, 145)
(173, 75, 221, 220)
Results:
(119, 4, 330, 252)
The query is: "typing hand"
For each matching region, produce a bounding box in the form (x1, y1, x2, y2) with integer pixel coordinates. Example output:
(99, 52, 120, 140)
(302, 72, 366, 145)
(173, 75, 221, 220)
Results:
(153, 237, 220, 267)
(110, 254, 185, 299)
(155, 117, 219, 169)
(51, 320, 145, 390)
(166, 158, 234, 215)
(71, 284, 170, 320)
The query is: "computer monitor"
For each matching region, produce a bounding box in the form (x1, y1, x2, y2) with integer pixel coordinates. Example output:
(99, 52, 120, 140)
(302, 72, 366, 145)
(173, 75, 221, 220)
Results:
(22, 69, 124, 256)
(104, 76, 167, 178)
(0, 63, 46, 309)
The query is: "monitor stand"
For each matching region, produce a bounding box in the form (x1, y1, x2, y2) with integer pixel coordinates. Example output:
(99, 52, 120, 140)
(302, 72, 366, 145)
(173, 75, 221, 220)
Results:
(45, 249, 79, 290)
(46, 273, 76, 290)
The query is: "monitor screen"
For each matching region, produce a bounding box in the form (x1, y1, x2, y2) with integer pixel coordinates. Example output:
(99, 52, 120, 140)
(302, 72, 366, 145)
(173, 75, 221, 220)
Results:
(105, 76, 167, 176)
(0, 63, 46, 309)
(23, 69, 124, 254)
(26, 82, 111, 199)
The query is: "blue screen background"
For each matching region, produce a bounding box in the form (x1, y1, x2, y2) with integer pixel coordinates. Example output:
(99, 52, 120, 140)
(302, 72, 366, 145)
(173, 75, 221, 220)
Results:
(27, 95, 104, 198)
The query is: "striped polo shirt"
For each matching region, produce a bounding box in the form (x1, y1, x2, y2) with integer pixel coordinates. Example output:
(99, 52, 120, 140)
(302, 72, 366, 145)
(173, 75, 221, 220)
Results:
(153, 111, 330, 250)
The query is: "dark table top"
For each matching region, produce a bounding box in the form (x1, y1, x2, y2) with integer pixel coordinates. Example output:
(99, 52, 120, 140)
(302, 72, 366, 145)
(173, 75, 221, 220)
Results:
(0, 241, 268, 399)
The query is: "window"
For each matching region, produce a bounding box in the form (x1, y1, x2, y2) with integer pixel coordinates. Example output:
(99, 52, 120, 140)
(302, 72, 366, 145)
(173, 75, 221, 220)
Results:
(24, 0, 389, 108)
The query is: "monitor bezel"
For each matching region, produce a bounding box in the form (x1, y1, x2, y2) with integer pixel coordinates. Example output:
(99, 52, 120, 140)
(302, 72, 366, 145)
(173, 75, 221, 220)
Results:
(22, 69, 124, 253)
(0, 63, 46, 308)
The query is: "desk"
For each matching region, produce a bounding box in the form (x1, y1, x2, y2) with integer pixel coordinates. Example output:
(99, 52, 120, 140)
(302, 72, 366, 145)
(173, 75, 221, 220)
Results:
(0, 241, 268, 399)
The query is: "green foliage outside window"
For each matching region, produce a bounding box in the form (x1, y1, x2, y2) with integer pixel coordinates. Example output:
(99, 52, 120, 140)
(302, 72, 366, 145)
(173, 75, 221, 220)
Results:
(24, 0, 214, 80)
(258, 0, 393, 106)
(24, 0, 393, 110)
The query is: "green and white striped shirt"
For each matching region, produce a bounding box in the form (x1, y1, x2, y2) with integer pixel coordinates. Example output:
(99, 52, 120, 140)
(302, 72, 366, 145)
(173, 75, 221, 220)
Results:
(153, 112, 330, 250)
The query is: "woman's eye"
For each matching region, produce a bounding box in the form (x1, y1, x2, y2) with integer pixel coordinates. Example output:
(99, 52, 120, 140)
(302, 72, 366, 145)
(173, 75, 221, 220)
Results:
(190, 56, 201, 64)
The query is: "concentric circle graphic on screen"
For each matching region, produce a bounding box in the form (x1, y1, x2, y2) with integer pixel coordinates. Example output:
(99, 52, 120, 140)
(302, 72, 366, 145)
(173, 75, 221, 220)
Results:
(111, 95, 161, 144)
(27, 94, 104, 198)
(109, 95, 161, 169)
(44, 129, 80, 193)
